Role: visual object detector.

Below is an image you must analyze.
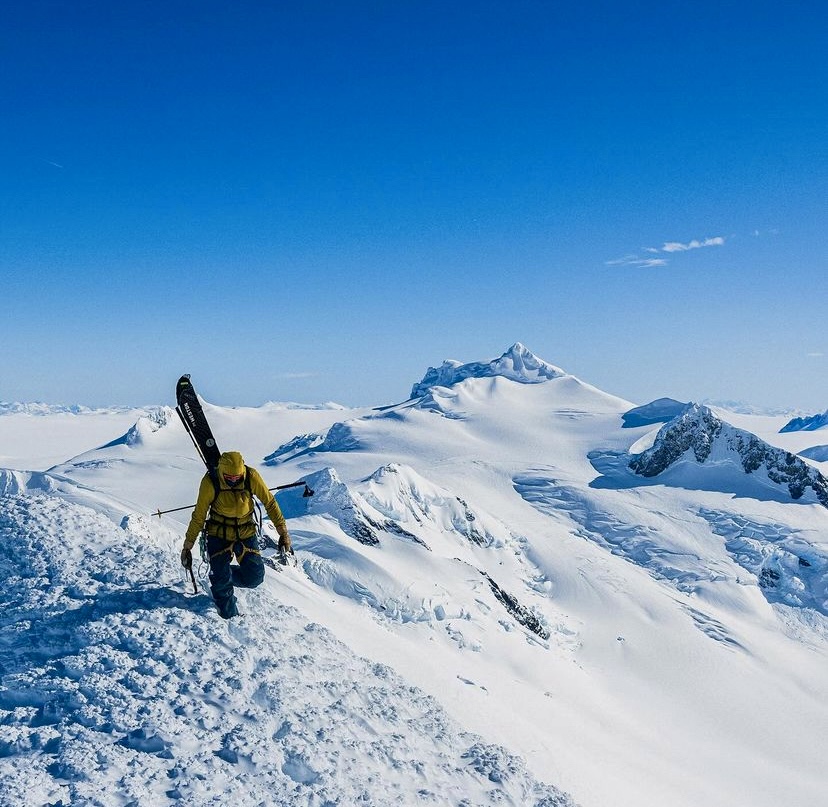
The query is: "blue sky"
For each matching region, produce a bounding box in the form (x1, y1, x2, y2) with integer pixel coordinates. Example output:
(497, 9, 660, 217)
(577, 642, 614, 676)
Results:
(2, 1, 826, 411)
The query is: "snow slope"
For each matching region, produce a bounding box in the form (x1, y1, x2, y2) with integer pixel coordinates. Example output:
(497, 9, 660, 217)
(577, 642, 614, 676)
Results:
(2, 345, 827, 807)
(0, 494, 571, 807)
(0, 406, 152, 471)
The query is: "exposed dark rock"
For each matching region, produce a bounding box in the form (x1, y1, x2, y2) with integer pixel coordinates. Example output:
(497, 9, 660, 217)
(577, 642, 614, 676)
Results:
(480, 571, 550, 640)
(629, 405, 722, 475)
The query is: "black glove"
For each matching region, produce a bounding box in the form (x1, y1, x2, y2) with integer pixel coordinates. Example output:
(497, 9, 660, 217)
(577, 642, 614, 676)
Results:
(181, 547, 193, 569)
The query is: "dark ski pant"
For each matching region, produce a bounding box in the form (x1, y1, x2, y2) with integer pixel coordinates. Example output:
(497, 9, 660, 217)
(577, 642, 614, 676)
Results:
(207, 534, 264, 619)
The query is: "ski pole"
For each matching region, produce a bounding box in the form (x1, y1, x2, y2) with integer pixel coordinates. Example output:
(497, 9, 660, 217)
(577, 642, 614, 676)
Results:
(153, 479, 313, 518)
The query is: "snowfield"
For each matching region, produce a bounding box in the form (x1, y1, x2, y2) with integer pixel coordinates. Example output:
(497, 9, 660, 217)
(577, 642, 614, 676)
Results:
(1, 344, 827, 807)
(0, 495, 571, 807)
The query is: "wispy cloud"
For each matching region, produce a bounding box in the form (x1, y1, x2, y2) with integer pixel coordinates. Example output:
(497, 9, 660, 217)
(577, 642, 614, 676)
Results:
(607, 234, 726, 269)
(276, 372, 318, 380)
(806, 352, 824, 358)
(659, 236, 725, 253)
(605, 255, 668, 268)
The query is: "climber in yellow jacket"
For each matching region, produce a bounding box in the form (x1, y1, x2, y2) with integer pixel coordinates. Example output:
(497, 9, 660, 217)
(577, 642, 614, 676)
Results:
(181, 451, 291, 618)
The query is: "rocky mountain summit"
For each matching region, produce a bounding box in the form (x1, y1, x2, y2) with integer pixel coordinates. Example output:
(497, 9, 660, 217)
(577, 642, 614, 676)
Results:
(630, 404, 828, 507)
(410, 342, 565, 399)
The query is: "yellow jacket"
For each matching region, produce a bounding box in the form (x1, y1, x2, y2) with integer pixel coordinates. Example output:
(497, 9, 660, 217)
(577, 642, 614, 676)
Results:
(184, 451, 288, 549)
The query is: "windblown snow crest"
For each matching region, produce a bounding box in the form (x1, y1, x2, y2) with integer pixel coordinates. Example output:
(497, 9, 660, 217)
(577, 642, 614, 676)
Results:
(265, 421, 362, 465)
(278, 464, 517, 550)
(266, 344, 573, 463)
(274, 465, 553, 640)
(103, 407, 177, 448)
(630, 404, 828, 507)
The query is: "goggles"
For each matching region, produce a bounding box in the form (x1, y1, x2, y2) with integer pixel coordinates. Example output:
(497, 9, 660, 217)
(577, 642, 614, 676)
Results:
(223, 473, 244, 487)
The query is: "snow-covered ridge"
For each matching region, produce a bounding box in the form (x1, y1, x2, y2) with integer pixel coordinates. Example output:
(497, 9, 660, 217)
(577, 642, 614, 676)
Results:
(410, 343, 565, 399)
(0, 469, 54, 496)
(0, 401, 138, 416)
(630, 404, 828, 506)
(622, 397, 689, 428)
(0, 493, 574, 807)
(278, 464, 515, 551)
(102, 407, 177, 448)
(272, 465, 551, 640)
(800, 445, 828, 463)
(780, 409, 828, 433)
(265, 422, 361, 465)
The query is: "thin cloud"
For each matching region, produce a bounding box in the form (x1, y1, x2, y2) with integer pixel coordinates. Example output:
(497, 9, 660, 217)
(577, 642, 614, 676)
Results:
(659, 236, 725, 253)
(607, 234, 726, 269)
(605, 255, 668, 268)
(276, 372, 318, 380)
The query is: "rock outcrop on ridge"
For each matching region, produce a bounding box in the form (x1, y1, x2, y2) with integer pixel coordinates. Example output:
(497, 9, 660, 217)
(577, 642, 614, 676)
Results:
(630, 404, 828, 507)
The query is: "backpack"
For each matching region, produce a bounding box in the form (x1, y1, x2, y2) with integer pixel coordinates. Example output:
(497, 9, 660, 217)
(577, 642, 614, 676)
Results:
(204, 465, 263, 543)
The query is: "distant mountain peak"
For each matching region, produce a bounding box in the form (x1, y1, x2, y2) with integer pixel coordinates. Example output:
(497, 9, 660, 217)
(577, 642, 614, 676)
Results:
(410, 343, 566, 399)
(630, 404, 828, 507)
(622, 398, 690, 428)
(780, 409, 828, 433)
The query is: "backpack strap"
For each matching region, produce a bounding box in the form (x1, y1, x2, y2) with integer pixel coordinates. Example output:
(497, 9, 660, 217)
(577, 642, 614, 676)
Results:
(208, 467, 221, 505)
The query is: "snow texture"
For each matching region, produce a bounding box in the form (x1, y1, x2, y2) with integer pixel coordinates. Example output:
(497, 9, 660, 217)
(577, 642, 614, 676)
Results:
(0, 494, 573, 807)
